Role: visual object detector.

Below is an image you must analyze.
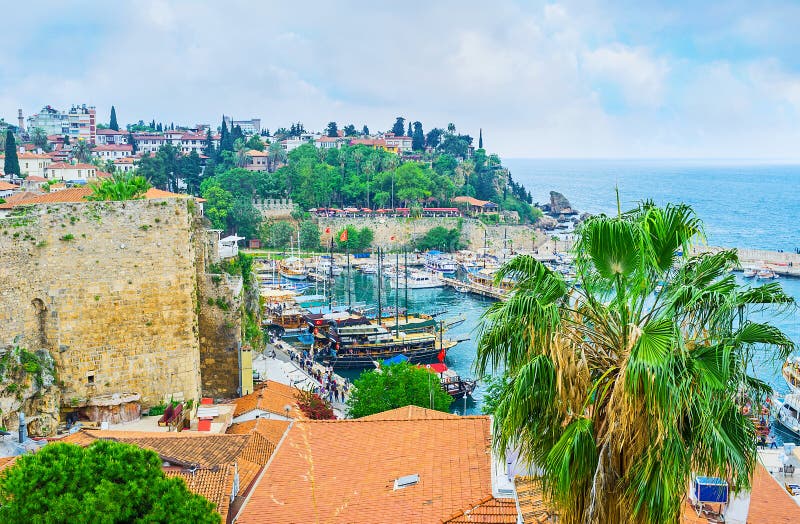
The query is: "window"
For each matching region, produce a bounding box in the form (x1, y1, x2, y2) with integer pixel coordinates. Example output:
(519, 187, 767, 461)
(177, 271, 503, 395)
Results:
(87, 375, 94, 384)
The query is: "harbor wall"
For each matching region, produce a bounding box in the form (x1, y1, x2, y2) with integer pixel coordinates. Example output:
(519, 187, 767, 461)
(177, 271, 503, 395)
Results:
(316, 217, 544, 251)
(692, 246, 800, 277)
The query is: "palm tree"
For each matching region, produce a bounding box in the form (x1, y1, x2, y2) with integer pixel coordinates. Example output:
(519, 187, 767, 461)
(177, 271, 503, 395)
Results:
(87, 173, 151, 201)
(234, 138, 250, 168)
(72, 139, 91, 163)
(476, 202, 795, 524)
(268, 141, 286, 172)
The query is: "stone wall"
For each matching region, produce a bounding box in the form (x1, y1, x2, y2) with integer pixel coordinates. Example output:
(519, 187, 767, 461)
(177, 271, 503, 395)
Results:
(0, 199, 203, 412)
(197, 272, 243, 399)
(316, 217, 544, 251)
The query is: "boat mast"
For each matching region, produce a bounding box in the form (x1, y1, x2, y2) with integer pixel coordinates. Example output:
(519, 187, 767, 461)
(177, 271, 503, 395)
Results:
(404, 247, 409, 322)
(347, 240, 352, 308)
(483, 228, 488, 268)
(376, 247, 382, 325)
(328, 237, 333, 309)
(395, 251, 399, 332)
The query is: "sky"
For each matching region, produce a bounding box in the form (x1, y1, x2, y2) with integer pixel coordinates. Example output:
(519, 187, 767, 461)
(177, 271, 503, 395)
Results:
(2, 0, 800, 159)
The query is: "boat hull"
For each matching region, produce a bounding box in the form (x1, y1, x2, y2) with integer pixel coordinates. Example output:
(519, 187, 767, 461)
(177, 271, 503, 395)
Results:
(318, 346, 441, 369)
(279, 270, 307, 281)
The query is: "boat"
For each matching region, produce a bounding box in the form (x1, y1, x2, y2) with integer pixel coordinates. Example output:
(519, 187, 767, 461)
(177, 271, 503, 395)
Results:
(743, 267, 758, 278)
(775, 392, 800, 438)
(467, 267, 516, 292)
(456, 286, 470, 293)
(316, 256, 343, 276)
(422, 362, 477, 399)
(387, 270, 444, 289)
(358, 264, 377, 274)
(425, 251, 458, 277)
(278, 257, 308, 281)
(313, 314, 458, 369)
(757, 268, 777, 280)
(783, 356, 800, 392)
(264, 306, 308, 335)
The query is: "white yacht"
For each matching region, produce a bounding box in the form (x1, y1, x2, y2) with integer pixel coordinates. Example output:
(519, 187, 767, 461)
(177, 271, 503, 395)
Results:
(388, 270, 444, 289)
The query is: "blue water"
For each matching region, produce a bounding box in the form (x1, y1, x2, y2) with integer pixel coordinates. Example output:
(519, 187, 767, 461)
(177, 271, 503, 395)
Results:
(315, 160, 800, 441)
(505, 159, 800, 252)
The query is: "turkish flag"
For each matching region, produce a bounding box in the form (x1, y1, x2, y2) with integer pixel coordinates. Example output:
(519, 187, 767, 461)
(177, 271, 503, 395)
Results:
(339, 229, 348, 242)
(390, 236, 396, 240)
(325, 227, 331, 234)
(437, 349, 446, 362)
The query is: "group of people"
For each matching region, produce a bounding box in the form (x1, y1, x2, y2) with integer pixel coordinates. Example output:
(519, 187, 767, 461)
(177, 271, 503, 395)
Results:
(285, 347, 349, 404)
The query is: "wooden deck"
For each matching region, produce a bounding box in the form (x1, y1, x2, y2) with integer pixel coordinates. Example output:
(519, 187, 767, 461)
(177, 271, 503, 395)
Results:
(440, 277, 508, 301)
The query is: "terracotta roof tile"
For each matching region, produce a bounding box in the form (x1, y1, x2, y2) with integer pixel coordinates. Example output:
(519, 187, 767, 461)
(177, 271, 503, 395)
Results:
(0, 186, 196, 209)
(48, 162, 96, 170)
(237, 415, 493, 524)
(745, 463, 800, 523)
(165, 465, 234, 521)
(233, 380, 305, 419)
(361, 405, 460, 421)
(227, 418, 291, 444)
(442, 496, 518, 523)
(0, 181, 18, 190)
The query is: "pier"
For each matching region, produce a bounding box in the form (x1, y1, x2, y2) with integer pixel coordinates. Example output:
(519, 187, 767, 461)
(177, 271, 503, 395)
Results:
(692, 246, 800, 278)
(439, 276, 507, 301)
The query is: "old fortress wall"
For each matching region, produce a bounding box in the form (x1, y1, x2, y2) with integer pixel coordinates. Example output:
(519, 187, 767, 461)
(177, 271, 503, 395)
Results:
(0, 198, 207, 412)
(316, 216, 542, 251)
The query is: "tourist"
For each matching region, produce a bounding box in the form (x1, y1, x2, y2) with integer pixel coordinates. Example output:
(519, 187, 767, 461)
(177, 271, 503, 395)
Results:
(768, 433, 779, 449)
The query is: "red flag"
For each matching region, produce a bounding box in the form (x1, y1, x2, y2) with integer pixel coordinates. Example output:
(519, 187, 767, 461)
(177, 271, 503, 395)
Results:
(325, 227, 331, 234)
(437, 349, 446, 363)
(339, 229, 348, 242)
(390, 235, 396, 241)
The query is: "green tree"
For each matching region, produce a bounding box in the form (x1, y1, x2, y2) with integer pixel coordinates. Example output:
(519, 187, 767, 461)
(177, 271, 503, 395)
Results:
(356, 227, 374, 252)
(343, 124, 357, 136)
(406, 121, 412, 137)
(203, 128, 215, 158)
(326, 121, 339, 137)
(201, 183, 234, 230)
(3, 131, 20, 176)
(391, 117, 405, 136)
(415, 226, 462, 252)
(87, 173, 151, 201)
(264, 220, 294, 249)
(362, 124, 369, 135)
(346, 362, 452, 418)
(335, 225, 360, 252)
(136, 153, 167, 189)
(299, 220, 320, 251)
(109, 106, 119, 131)
(30, 127, 50, 152)
(180, 150, 203, 195)
(412, 121, 425, 150)
(425, 128, 444, 149)
(0, 440, 219, 523)
(127, 132, 136, 153)
(72, 139, 92, 163)
(476, 202, 795, 524)
(245, 134, 265, 151)
(227, 199, 262, 239)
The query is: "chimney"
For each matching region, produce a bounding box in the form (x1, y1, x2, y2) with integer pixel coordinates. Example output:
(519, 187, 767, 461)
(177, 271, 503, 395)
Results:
(18, 412, 27, 444)
(17, 109, 24, 132)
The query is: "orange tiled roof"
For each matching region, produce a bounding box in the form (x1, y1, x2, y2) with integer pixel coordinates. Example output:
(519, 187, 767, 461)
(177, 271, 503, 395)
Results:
(0, 181, 18, 190)
(453, 196, 496, 207)
(233, 380, 305, 419)
(48, 162, 96, 170)
(236, 415, 493, 524)
(165, 464, 235, 522)
(514, 476, 555, 523)
(361, 405, 460, 421)
(745, 462, 800, 522)
(0, 186, 196, 209)
(227, 418, 291, 444)
(442, 496, 518, 523)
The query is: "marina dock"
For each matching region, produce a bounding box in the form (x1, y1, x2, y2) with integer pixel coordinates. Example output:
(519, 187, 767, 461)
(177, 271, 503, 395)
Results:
(439, 276, 507, 301)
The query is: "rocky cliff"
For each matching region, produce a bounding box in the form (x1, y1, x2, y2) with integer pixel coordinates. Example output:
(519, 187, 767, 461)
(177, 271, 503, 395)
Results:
(0, 345, 60, 436)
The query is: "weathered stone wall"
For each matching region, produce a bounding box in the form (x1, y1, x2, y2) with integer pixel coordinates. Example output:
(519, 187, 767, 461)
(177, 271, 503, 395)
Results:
(316, 217, 544, 251)
(197, 272, 243, 399)
(0, 199, 202, 411)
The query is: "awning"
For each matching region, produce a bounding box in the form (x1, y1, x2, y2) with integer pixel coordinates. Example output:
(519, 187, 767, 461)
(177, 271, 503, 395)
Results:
(382, 354, 409, 366)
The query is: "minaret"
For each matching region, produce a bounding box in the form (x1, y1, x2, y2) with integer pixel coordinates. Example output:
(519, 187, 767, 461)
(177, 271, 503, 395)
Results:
(17, 109, 25, 132)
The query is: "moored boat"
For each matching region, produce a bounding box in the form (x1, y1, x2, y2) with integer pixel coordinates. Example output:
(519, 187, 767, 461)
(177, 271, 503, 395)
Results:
(278, 257, 308, 281)
(775, 392, 800, 438)
(783, 356, 800, 392)
(743, 267, 758, 278)
(757, 267, 777, 280)
(387, 270, 444, 289)
(425, 251, 458, 277)
(422, 362, 477, 399)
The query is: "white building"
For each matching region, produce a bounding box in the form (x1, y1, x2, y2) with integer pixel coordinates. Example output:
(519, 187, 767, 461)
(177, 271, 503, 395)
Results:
(132, 133, 166, 154)
(0, 151, 52, 178)
(67, 105, 97, 144)
(179, 132, 209, 155)
(223, 116, 261, 135)
(113, 157, 136, 173)
(46, 162, 98, 182)
(95, 129, 128, 145)
(92, 144, 133, 160)
(0, 181, 18, 199)
(26, 105, 69, 136)
(384, 134, 413, 152)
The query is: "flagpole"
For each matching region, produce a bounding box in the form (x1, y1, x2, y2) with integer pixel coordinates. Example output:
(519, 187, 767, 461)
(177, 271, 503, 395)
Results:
(404, 247, 408, 323)
(328, 237, 333, 309)
(347, 242, 352, 309)
(395, 251, 399, 333)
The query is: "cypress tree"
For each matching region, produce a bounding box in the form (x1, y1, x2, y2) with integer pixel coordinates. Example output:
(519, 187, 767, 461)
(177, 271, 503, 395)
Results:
(479, 128, 483, 149)
(407, 122, 412, 137)
(204, 128, 215, 158)
(412, 121, 425, 151)
(109, 106, 119, 131)
(4, 130, 20, 176)
(63, 134, 70, 146)
(362, 124, 369, 135)
(128, 132, 137, 153)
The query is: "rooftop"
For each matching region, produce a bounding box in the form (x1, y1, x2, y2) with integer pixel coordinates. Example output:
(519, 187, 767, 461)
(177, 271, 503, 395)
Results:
(360, 405, 460, 421)
(165, 464, 235, 522)
(232, 380, 305, 419)
(442, 496, 518, 523)
(0, 186, 198, 209)
(236, 415, 493, 523)
(226, 418, 291, 444)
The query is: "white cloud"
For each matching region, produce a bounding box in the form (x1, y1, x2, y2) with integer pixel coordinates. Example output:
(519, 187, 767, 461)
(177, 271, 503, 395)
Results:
(1, 1, 799, 159)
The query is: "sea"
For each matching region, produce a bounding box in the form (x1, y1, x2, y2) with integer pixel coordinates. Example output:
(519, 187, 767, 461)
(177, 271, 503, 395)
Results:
(322, 160, 800, 441)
